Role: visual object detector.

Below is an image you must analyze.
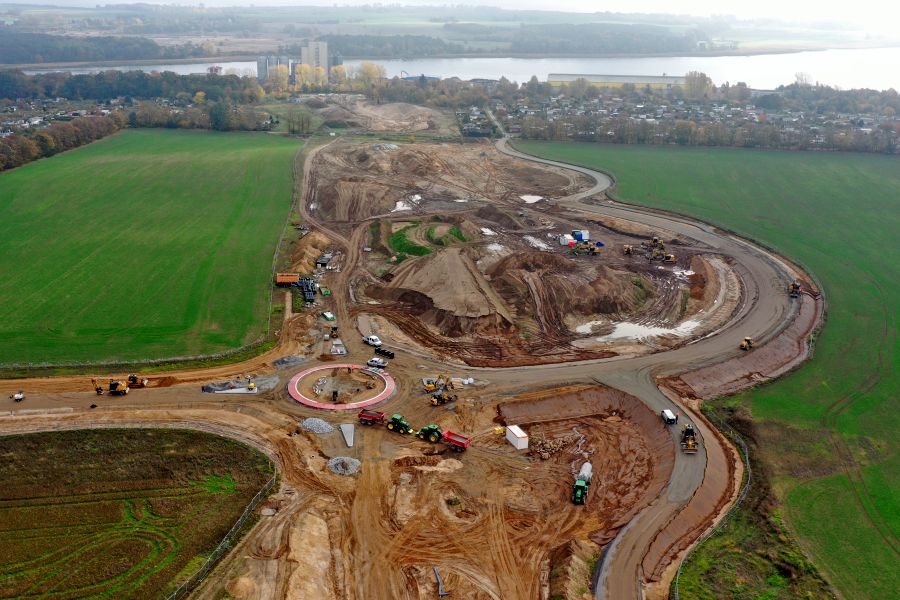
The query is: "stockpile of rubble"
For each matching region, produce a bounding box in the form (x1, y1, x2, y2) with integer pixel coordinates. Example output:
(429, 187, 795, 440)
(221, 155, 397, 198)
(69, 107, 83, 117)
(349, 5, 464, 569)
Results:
(529, 434, 579, 460)
(327, 456, 360, 476)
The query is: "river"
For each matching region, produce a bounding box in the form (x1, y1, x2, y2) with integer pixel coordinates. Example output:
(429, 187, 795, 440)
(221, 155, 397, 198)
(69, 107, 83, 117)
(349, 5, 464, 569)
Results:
(21, 47, 900, 90)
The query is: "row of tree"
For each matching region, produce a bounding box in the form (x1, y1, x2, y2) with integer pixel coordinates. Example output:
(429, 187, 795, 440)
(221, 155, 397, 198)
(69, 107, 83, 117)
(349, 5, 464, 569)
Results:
(0, 113, 125, 171)
(0, 29, 214, 64)
(0, 70, 265, 104)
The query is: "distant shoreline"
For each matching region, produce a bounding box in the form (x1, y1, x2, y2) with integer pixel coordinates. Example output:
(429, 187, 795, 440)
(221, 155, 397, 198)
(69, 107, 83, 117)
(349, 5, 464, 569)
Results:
(6, 44, 900, 72)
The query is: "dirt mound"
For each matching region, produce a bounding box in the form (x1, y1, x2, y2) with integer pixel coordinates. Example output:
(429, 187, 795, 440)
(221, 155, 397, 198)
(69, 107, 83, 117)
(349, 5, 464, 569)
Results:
(368, 247, 515, 337)
(475, 205, 521, 230)
(291, 231, 331, 273)
(489, 251, 652, 319)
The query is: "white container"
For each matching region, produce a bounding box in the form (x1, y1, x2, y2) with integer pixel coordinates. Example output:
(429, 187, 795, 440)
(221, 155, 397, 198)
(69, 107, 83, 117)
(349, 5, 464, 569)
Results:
(558, 234, 574, 246)
(506, 425, 529, 450)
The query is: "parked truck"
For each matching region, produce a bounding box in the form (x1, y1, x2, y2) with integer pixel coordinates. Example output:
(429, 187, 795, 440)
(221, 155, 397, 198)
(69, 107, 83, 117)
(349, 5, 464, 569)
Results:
(357, 409, 386, 425)
(572, 462, 593, 505)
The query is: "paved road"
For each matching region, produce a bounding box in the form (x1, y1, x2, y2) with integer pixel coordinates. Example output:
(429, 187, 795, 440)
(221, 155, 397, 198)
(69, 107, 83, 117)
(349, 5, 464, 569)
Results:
(491, 133, 796, 599)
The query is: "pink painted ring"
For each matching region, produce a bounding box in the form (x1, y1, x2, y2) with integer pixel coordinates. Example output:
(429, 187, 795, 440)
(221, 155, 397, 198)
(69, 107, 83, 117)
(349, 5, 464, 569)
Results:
(287, 363, 396, 410)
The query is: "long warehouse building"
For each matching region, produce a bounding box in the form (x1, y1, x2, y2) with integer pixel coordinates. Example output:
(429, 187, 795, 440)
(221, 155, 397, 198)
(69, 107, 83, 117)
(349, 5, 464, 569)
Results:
(548, 73, 686, 89)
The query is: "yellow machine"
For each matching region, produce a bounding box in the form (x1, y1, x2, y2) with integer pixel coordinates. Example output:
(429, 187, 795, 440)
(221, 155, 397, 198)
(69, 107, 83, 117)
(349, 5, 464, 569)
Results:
(623, 244, 634, 255)
(740, 337, 753, 351)
(788, 282, 802, 297)
(423, 374, 452, 393)
(91, 378, 129, 396)
(127, 374, 149, 388)
(664, 254, 677, 263)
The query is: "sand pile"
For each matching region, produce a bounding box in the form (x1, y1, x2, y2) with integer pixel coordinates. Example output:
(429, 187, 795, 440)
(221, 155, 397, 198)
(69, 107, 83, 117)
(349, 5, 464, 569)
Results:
(291, 231, 331, 273)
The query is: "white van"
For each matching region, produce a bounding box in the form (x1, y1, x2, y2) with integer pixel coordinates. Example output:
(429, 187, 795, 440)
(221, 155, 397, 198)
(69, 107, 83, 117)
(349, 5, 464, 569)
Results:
(661, 409, 678, 425)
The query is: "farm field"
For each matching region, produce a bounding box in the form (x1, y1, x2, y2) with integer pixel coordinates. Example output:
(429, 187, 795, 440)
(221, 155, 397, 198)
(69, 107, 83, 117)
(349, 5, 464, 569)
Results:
(0, 129, 300, 367)
(0, 428, 273, 599)
(516, 141, 899, 599)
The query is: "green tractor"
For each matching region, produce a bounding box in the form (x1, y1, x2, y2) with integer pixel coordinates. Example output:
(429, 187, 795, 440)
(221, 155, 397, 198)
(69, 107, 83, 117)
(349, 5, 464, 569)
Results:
(386, 414, 414, 434)
(572, 480, 589, 505)
(416, 424, 444, 443)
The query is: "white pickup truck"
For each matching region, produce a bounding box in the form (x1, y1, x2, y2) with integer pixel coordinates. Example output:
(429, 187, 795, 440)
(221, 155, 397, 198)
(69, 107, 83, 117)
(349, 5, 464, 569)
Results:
(362, 335, 383, 347)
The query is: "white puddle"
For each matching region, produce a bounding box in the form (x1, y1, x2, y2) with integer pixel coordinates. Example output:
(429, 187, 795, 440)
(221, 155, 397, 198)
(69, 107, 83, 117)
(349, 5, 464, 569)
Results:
(454, 198, 469, 203)
(487, 243, 505, 253)
(575, 320, 604, 334)
(673, 268, 695, 279)
(596, 319, 701, 341)
(391, 200, 412, 212)
(524, 235, 550, 250)
(481, 227, 497, 236)
(520, 194, 544, 203)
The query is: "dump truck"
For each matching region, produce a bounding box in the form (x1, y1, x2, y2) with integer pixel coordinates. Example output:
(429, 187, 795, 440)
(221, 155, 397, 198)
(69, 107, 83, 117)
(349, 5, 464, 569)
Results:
(127, 374, 149, 388)
(416, 427, 471, 452)
(680, 424, 699, 453)
(430, 391, 457, 406)
(740, 336, 753, 351)
(386, 413, 414, 434)
(572, 462, 593, 505)
(358, 409, 386, 425)
(788, 282, 802, 298)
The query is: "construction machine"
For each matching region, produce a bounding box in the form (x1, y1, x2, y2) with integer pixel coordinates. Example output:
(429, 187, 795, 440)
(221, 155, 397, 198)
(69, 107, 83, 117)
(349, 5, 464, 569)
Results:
(740, 337, 753, 351)
(386, 414, 414, 434)
(680, 424, 699, 453)
(663, 254, 677, 263)
(12, 391, 24, 402)
(92, 378, 129, 396)
(430, 391, 457, 406)
(127, 374, 149, 388)
(572, 462, 593, 505)
(423, 375, 452, 393)
(788, 282, 802, 298)
(417, 424, 444, 443)
(623, 244, 634, 255)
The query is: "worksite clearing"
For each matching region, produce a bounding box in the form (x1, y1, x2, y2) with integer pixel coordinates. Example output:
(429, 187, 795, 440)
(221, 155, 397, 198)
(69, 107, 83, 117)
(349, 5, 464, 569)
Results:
(0, 103, 826, 600)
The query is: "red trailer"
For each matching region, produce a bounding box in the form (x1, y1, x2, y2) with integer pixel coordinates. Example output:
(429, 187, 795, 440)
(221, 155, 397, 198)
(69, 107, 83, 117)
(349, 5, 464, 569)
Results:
(358, 409, 386, 425)
(442, 431, 472, 452)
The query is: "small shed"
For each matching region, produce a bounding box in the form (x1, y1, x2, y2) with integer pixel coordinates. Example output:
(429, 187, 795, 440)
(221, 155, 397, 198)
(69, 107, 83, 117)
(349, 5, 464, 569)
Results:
(315, 253, 333, 269)
(506, 425, 529, 450)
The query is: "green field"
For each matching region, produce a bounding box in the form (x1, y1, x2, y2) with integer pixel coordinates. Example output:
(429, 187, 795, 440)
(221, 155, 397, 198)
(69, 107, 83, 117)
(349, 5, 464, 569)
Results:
(0, 429, 273, 598)
(0, 129, 300, 366)
(516, 142, 899, 599)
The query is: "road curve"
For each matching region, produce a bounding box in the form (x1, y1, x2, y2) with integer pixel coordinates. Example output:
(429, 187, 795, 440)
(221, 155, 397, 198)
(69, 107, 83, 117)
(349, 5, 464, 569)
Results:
(493, 135, 796, 599)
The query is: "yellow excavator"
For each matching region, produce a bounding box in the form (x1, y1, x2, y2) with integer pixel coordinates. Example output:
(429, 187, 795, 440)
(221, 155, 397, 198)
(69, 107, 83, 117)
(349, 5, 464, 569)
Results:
(623, 244, 634, 255)
(740, 337, 753, 351)
(423, 374, 452, 393)
(91, 378, 129, 396)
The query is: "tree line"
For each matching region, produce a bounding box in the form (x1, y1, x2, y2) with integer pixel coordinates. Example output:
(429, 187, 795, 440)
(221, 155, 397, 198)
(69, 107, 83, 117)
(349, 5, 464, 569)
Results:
(311, 34, 465, 58)
(0, 29, 212, 64)
(0, 113, 124, 171)
(0, 70, 264, 104)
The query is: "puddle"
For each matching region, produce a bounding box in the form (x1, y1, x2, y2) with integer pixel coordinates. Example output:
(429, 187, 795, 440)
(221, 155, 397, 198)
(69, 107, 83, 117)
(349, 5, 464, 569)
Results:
(520, 195, 544, 203)
(595, 319, 701, 341)
(524, 235, 550, 250)
(392, 200, 413, 212)
(487, 243, 505, 253)
(575, 320, 605, 334)
(481, 227, 497, 236)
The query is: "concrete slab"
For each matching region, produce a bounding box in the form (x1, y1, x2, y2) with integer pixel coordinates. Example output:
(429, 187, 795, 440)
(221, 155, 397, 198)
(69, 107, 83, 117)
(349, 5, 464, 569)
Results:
(340, 423, 355, 447)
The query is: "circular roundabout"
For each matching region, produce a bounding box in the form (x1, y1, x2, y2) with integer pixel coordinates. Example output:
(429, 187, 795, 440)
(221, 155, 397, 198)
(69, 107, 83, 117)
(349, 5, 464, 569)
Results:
(287, 363, 396, 410)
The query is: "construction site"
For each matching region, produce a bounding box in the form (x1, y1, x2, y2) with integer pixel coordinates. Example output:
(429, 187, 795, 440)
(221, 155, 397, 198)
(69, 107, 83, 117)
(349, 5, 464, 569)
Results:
(0, 104, 825, 600)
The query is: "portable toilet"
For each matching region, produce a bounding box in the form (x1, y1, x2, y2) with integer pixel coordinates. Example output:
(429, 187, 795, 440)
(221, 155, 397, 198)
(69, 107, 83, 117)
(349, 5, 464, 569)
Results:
(572, 230, 590, 242)
(506, 425, 529, 450)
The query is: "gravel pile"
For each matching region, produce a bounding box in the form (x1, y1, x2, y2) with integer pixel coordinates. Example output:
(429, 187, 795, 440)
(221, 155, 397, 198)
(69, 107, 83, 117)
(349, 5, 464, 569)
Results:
(301, 418, 335, 434)
(327, 456, 361, 476)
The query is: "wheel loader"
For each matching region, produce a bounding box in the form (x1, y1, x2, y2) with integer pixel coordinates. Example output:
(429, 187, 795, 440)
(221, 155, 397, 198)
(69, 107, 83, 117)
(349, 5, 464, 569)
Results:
(740, 337, 753, 351)
(680, 424, 699, 454)
(430, 391, 457, 406)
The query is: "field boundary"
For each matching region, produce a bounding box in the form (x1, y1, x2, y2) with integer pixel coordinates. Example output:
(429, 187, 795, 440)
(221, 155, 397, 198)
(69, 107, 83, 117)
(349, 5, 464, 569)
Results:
(165, 471, 277, 600)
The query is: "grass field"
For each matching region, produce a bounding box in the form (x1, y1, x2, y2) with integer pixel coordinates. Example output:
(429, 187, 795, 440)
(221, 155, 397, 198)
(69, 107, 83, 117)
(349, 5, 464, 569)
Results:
(0, 129, 300, 366)
(516, 142, 899, 599)
(0, 429, 273, 599)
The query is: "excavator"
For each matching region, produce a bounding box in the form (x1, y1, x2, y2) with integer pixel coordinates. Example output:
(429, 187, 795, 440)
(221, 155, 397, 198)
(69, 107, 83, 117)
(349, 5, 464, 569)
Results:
(740, 337, 753, 351)
(91, 378, 129, 396)
(423, 375, 452, 393)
